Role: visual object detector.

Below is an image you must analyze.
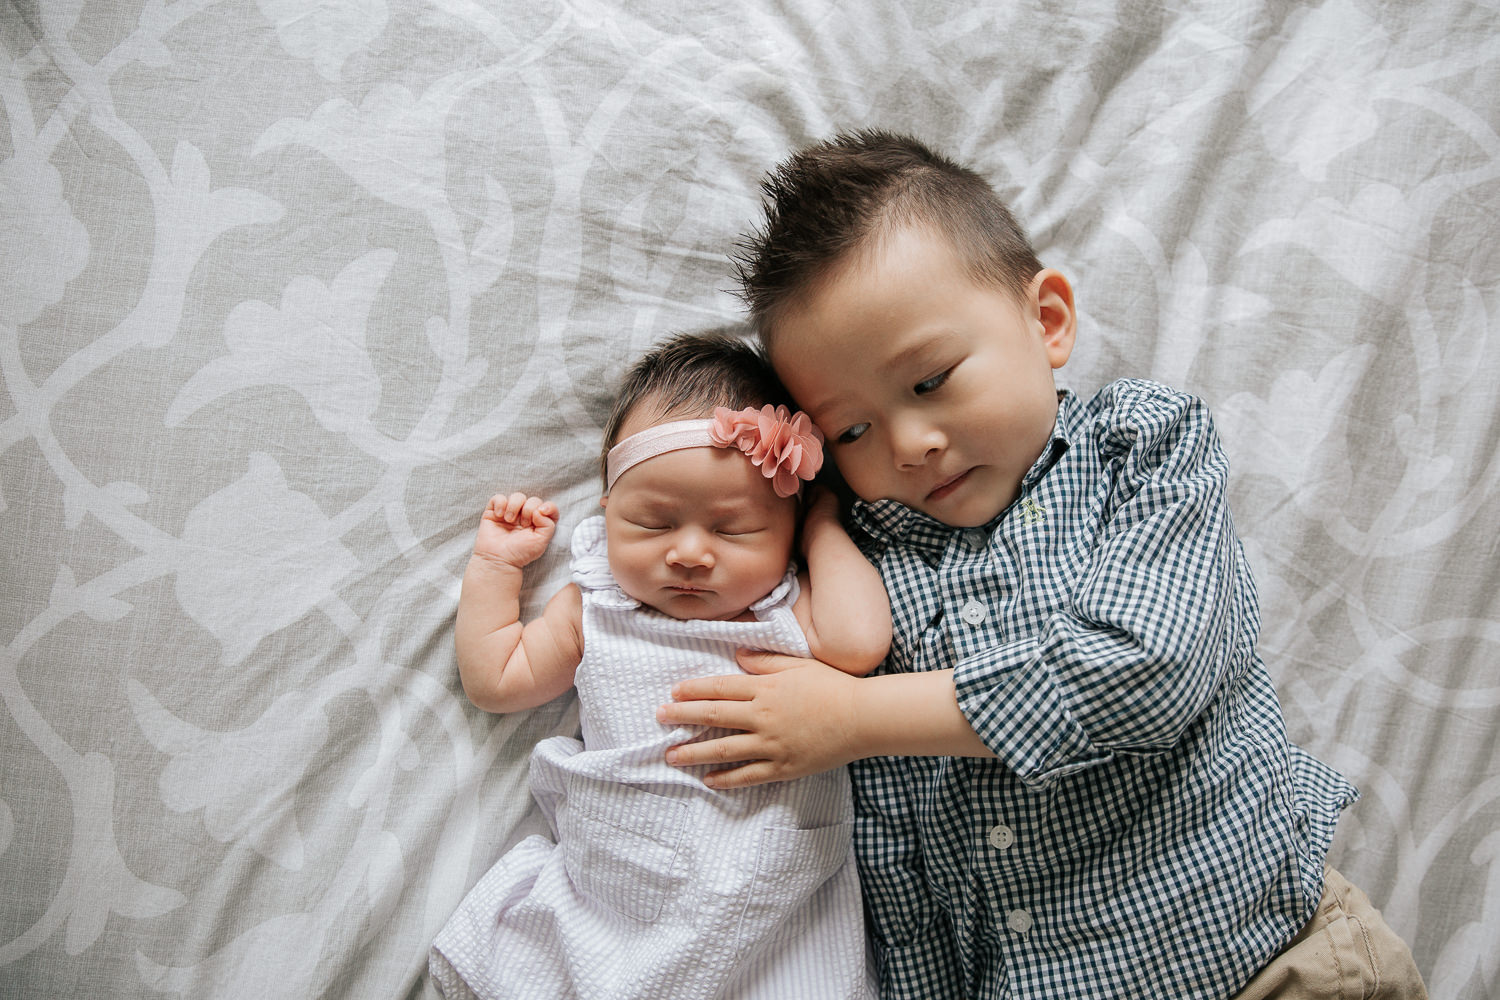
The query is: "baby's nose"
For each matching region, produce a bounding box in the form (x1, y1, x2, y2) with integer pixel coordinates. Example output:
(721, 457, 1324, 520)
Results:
(668, 529, 715, 568)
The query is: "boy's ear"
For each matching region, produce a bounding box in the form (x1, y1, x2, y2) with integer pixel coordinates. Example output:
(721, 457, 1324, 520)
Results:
(599, 495, 608, 509)
(1029, 268, 1077, 370)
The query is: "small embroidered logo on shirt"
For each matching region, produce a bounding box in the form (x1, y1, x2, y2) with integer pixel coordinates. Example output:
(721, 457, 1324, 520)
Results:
(1019, 497, 1047, 525)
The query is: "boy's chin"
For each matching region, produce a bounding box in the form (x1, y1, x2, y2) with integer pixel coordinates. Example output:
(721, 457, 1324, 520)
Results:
(909, 478, 1018, 528)
(905, 497, 1009, 529)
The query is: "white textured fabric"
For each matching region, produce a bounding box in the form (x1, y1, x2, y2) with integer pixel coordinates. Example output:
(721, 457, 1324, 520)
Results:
(428, 517, 867, 1000)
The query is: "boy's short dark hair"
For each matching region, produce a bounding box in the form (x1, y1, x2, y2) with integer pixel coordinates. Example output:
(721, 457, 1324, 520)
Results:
(600, 330, 788, 490)
(733, 129, 1044, 341)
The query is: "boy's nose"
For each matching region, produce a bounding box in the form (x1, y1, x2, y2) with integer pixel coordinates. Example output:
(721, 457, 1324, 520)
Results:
(891, 418, 943, 468)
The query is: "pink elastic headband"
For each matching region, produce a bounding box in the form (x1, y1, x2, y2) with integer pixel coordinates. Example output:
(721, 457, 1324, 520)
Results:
(606, 405, 825, 498)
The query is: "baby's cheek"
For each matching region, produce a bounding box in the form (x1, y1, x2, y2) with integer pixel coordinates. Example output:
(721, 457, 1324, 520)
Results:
(748, 552, 791, 594)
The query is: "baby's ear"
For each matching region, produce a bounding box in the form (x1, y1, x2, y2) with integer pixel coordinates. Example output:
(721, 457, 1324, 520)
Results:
(599, 495, 609, 509)
(1030, 269, 1077, 370)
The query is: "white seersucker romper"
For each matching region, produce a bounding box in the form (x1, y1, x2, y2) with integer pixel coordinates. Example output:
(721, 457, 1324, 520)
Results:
(429, 515, 868, 1000)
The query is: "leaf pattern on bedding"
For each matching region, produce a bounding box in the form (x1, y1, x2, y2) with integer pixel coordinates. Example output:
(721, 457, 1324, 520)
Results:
(128, 680, 330, 870)
(167, 251, 395, 435)
(0, 157, 89, 327)
(173, 453, 359, 665)
(258, 0, 388, 82)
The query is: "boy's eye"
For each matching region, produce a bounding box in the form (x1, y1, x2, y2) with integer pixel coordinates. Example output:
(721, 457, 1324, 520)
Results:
(914, 368, 952, 395)
(836, 423, 869, 445)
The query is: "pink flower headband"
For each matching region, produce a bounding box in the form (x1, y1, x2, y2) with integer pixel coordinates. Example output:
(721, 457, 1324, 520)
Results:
(606, 405, 824, 498)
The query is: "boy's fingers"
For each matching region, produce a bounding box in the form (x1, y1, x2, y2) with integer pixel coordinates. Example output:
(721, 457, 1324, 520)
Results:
(665, 733, 762, 768)
(702, 762, 779, 789)
(658, 696, 752, 732)
(668, 673, 759, 704)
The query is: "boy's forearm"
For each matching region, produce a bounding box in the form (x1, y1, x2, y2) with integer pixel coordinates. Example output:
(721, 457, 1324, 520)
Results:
(851, 669, 993, 760)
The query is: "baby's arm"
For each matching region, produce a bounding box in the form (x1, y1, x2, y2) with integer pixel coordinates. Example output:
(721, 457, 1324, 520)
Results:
(455, 493, 584, 714)
(792, 491, 891, 675)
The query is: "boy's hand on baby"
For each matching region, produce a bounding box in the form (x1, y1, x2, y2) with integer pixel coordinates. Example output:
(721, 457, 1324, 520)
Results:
(658, 651, 861, 788)
(473, 492, 559, 568)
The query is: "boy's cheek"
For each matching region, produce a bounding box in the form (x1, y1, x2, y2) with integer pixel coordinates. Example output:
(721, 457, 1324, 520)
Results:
(832, 460, 885, 502)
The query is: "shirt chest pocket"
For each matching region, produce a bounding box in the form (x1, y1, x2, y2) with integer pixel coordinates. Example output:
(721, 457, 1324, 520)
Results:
(558, 783, 690, 923)
(733, 819, 854, 951)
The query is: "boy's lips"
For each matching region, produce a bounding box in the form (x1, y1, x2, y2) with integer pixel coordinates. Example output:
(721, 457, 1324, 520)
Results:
(926, 468, 972, 502)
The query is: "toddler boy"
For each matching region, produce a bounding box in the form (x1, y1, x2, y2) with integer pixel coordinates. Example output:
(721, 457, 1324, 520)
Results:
(660, 131, 1427, 998)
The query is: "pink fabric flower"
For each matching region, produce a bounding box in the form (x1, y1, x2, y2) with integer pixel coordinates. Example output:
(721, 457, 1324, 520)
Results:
(709, 404, 825, 497)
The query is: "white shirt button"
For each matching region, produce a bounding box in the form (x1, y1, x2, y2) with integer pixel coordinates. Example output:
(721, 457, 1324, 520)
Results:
(1007, 909, 1033, 934)
(987, 824, 1014, 850)
(960, 599, 987, 625)
(964, 528, 988, 551)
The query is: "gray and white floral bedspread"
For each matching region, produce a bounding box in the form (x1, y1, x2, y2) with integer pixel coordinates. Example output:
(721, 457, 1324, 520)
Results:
(2, 1, 1497, 997)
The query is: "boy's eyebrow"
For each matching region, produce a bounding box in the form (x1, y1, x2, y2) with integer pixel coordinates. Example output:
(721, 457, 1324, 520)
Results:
(879, 330, 950, 376)
(802, 332, 952, 420)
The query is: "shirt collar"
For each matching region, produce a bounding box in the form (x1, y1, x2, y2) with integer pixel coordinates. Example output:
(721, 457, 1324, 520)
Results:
(849, 389, 1078, 565)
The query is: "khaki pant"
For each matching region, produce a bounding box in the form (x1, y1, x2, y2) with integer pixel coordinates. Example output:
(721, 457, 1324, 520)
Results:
(1234, 867, 1428, 1000)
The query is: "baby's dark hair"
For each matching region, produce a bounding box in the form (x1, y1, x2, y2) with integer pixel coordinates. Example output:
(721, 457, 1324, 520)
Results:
(599, 331, 789, 490)
(733, 129, 1044, 342)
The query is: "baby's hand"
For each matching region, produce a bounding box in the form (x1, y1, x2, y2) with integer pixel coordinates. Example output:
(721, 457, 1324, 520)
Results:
(473, 493, 559, 569)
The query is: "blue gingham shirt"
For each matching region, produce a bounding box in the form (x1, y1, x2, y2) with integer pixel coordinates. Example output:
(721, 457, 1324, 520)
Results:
(847, 379, 1357, 1000)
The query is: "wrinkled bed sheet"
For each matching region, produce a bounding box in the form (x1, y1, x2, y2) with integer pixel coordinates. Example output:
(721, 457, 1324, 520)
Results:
(2, 2, 1497, 997)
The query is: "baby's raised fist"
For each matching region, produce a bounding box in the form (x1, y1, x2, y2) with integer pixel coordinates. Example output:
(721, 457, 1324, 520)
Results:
(473, 492, 559, 567)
